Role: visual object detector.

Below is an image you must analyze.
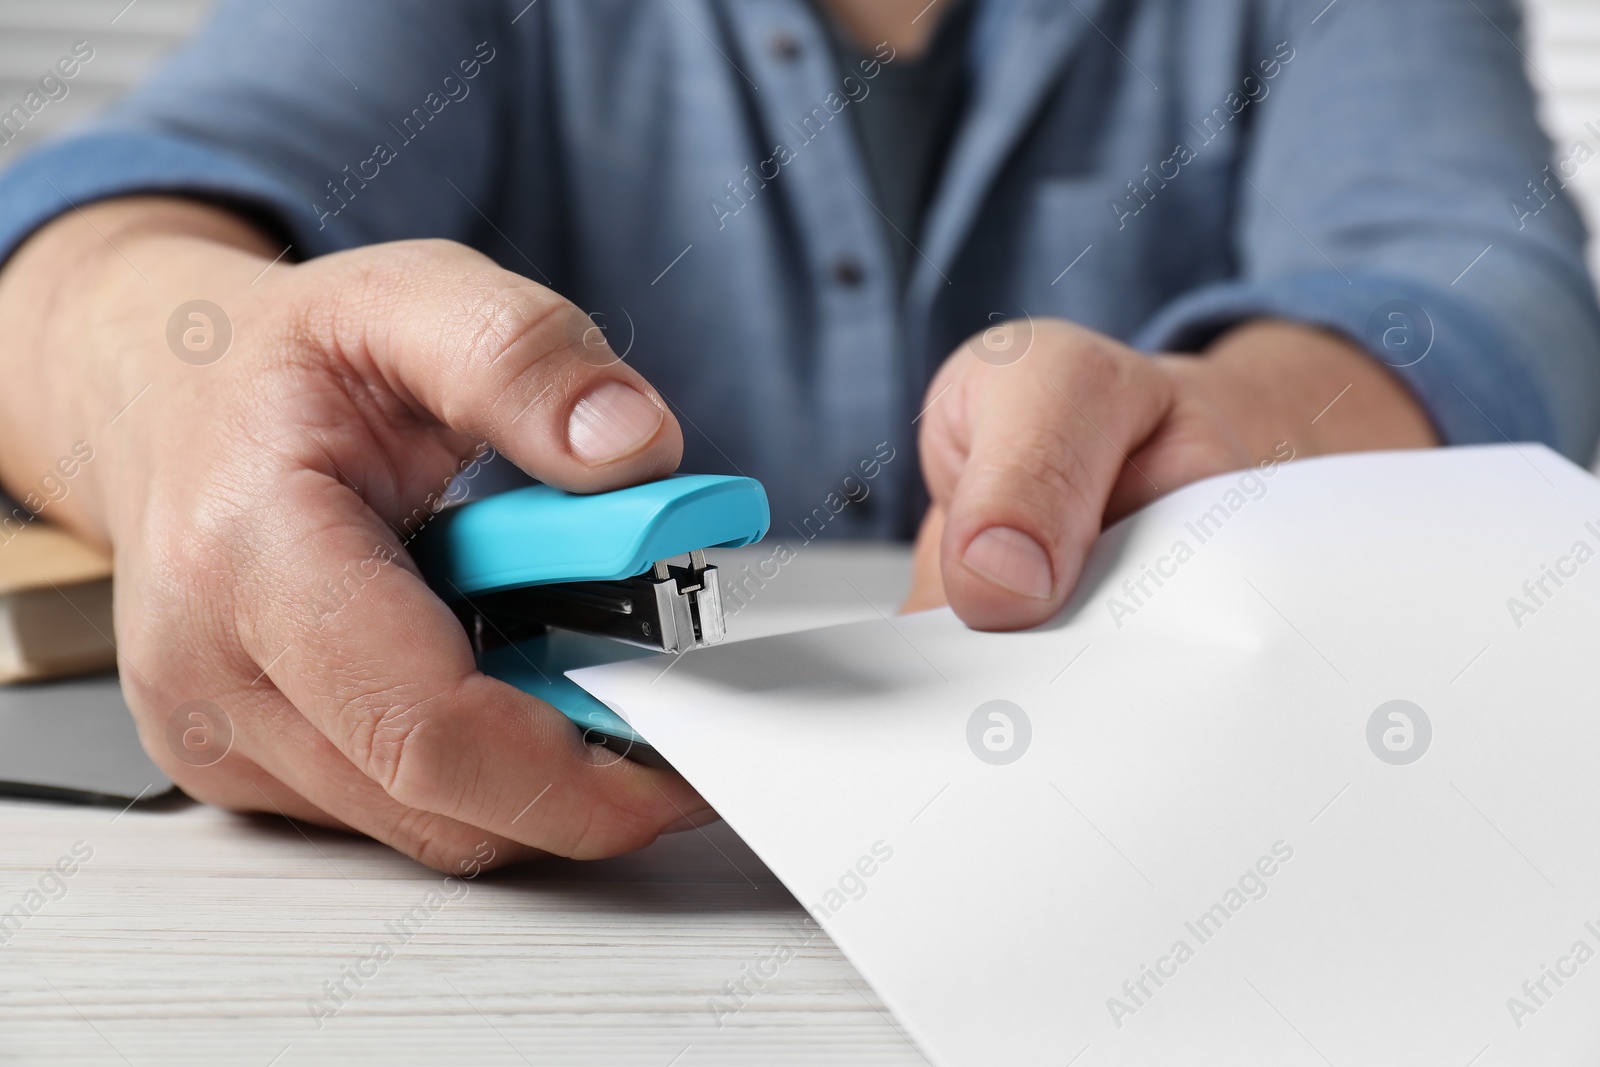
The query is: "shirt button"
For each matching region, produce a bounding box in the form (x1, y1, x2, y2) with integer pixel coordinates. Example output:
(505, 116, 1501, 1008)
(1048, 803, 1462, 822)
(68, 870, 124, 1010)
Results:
(768, 30, 803, 60)
(830, 256, 866, 288)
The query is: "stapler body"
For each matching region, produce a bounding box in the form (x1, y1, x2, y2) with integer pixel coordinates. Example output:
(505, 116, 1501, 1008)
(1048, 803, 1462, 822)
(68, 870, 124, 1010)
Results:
(411, 474, 769, 762)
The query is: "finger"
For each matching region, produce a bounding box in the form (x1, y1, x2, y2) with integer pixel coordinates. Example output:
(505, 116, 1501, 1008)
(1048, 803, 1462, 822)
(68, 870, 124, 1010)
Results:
(236, 688, 543, 874)
(239, 471, 710, 860)
(132, 727, 347, 831)
(128, 652, 542, 873)
(921, 322, 1173, 631)
(900, 504, 949, 613)
(304, 240, 683, 492)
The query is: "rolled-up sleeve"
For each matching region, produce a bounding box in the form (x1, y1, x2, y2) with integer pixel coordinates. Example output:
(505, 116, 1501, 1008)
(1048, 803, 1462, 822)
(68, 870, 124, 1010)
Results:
(0, 0, 526, 267)
(1136, 0, 1600, 462)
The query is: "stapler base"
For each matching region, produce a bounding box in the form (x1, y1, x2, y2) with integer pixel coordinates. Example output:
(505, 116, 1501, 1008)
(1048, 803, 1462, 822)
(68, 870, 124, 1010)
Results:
(476, 630, 669, 767)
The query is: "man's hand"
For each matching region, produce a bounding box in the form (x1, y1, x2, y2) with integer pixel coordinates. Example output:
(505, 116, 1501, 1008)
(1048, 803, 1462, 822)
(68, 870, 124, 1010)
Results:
(0, 197, 710, 873)
(904, 318, 1438, 629)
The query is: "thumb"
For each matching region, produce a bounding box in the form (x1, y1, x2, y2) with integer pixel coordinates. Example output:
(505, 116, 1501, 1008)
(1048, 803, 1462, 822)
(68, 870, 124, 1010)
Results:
(922, 323, 1173, 631)
(305, 239, 683, 492)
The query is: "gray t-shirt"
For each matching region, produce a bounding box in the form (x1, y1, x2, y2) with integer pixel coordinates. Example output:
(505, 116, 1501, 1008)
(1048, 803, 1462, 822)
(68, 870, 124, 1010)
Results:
(815, 1, 974, 290)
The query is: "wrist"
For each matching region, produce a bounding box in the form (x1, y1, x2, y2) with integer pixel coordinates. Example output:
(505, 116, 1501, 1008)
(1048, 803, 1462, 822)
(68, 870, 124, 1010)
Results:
(0, 197, 280, 540)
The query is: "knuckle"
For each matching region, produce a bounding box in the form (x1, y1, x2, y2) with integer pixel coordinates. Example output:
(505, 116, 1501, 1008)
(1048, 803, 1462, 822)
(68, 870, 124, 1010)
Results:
(1046, 331, 1123, 381)
(442, 286, 573, 425)
(974, 435, 1097, 537)
(388, 808, 488, 873)
(507, 760, 663, 859)
(457, 285, 560, 368)
(567, 783, 672, 860)
(1020, 318, 1129, 377)
(337, 676, 455, 807)
(341, 238, 469, 291)
(1018, 440, 1091, 509)
(531, 797, 601, 859)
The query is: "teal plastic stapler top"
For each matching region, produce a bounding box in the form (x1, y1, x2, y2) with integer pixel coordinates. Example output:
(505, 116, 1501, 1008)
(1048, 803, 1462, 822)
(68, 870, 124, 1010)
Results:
(411, 474, 769, 763)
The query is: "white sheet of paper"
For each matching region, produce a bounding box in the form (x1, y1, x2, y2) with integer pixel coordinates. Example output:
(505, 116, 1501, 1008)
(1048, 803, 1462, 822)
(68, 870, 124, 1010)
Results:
(573, 445, 1600, 1066)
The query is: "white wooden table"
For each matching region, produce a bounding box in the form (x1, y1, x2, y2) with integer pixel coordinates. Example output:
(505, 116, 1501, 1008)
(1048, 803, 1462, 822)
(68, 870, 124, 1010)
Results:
(0, 544, 929, 1067)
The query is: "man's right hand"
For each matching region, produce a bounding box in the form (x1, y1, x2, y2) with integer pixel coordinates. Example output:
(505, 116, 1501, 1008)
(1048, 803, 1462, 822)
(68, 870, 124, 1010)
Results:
(0, 197, 713, 872)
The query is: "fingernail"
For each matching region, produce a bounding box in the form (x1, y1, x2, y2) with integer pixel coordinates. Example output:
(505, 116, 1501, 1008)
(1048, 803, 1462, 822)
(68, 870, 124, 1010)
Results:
(663, 809, 720, 834)
(567, 380, 665, 465)
(961, 526, 1053, 600)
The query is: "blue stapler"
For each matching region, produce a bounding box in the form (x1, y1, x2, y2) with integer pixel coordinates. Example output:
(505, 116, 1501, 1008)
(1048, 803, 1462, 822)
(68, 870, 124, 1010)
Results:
(410, 475, 770, 764)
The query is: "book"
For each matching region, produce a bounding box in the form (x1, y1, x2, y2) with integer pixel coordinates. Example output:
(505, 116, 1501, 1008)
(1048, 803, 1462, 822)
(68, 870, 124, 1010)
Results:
(0, 520, 115, 684)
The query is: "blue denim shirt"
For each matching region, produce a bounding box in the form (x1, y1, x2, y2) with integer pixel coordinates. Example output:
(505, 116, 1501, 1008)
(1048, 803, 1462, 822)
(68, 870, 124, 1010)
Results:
(1, 0, 1596, 537)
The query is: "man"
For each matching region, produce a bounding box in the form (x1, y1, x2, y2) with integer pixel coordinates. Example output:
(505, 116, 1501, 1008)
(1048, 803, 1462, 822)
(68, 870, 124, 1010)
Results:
(0, 0, 1593, 871)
